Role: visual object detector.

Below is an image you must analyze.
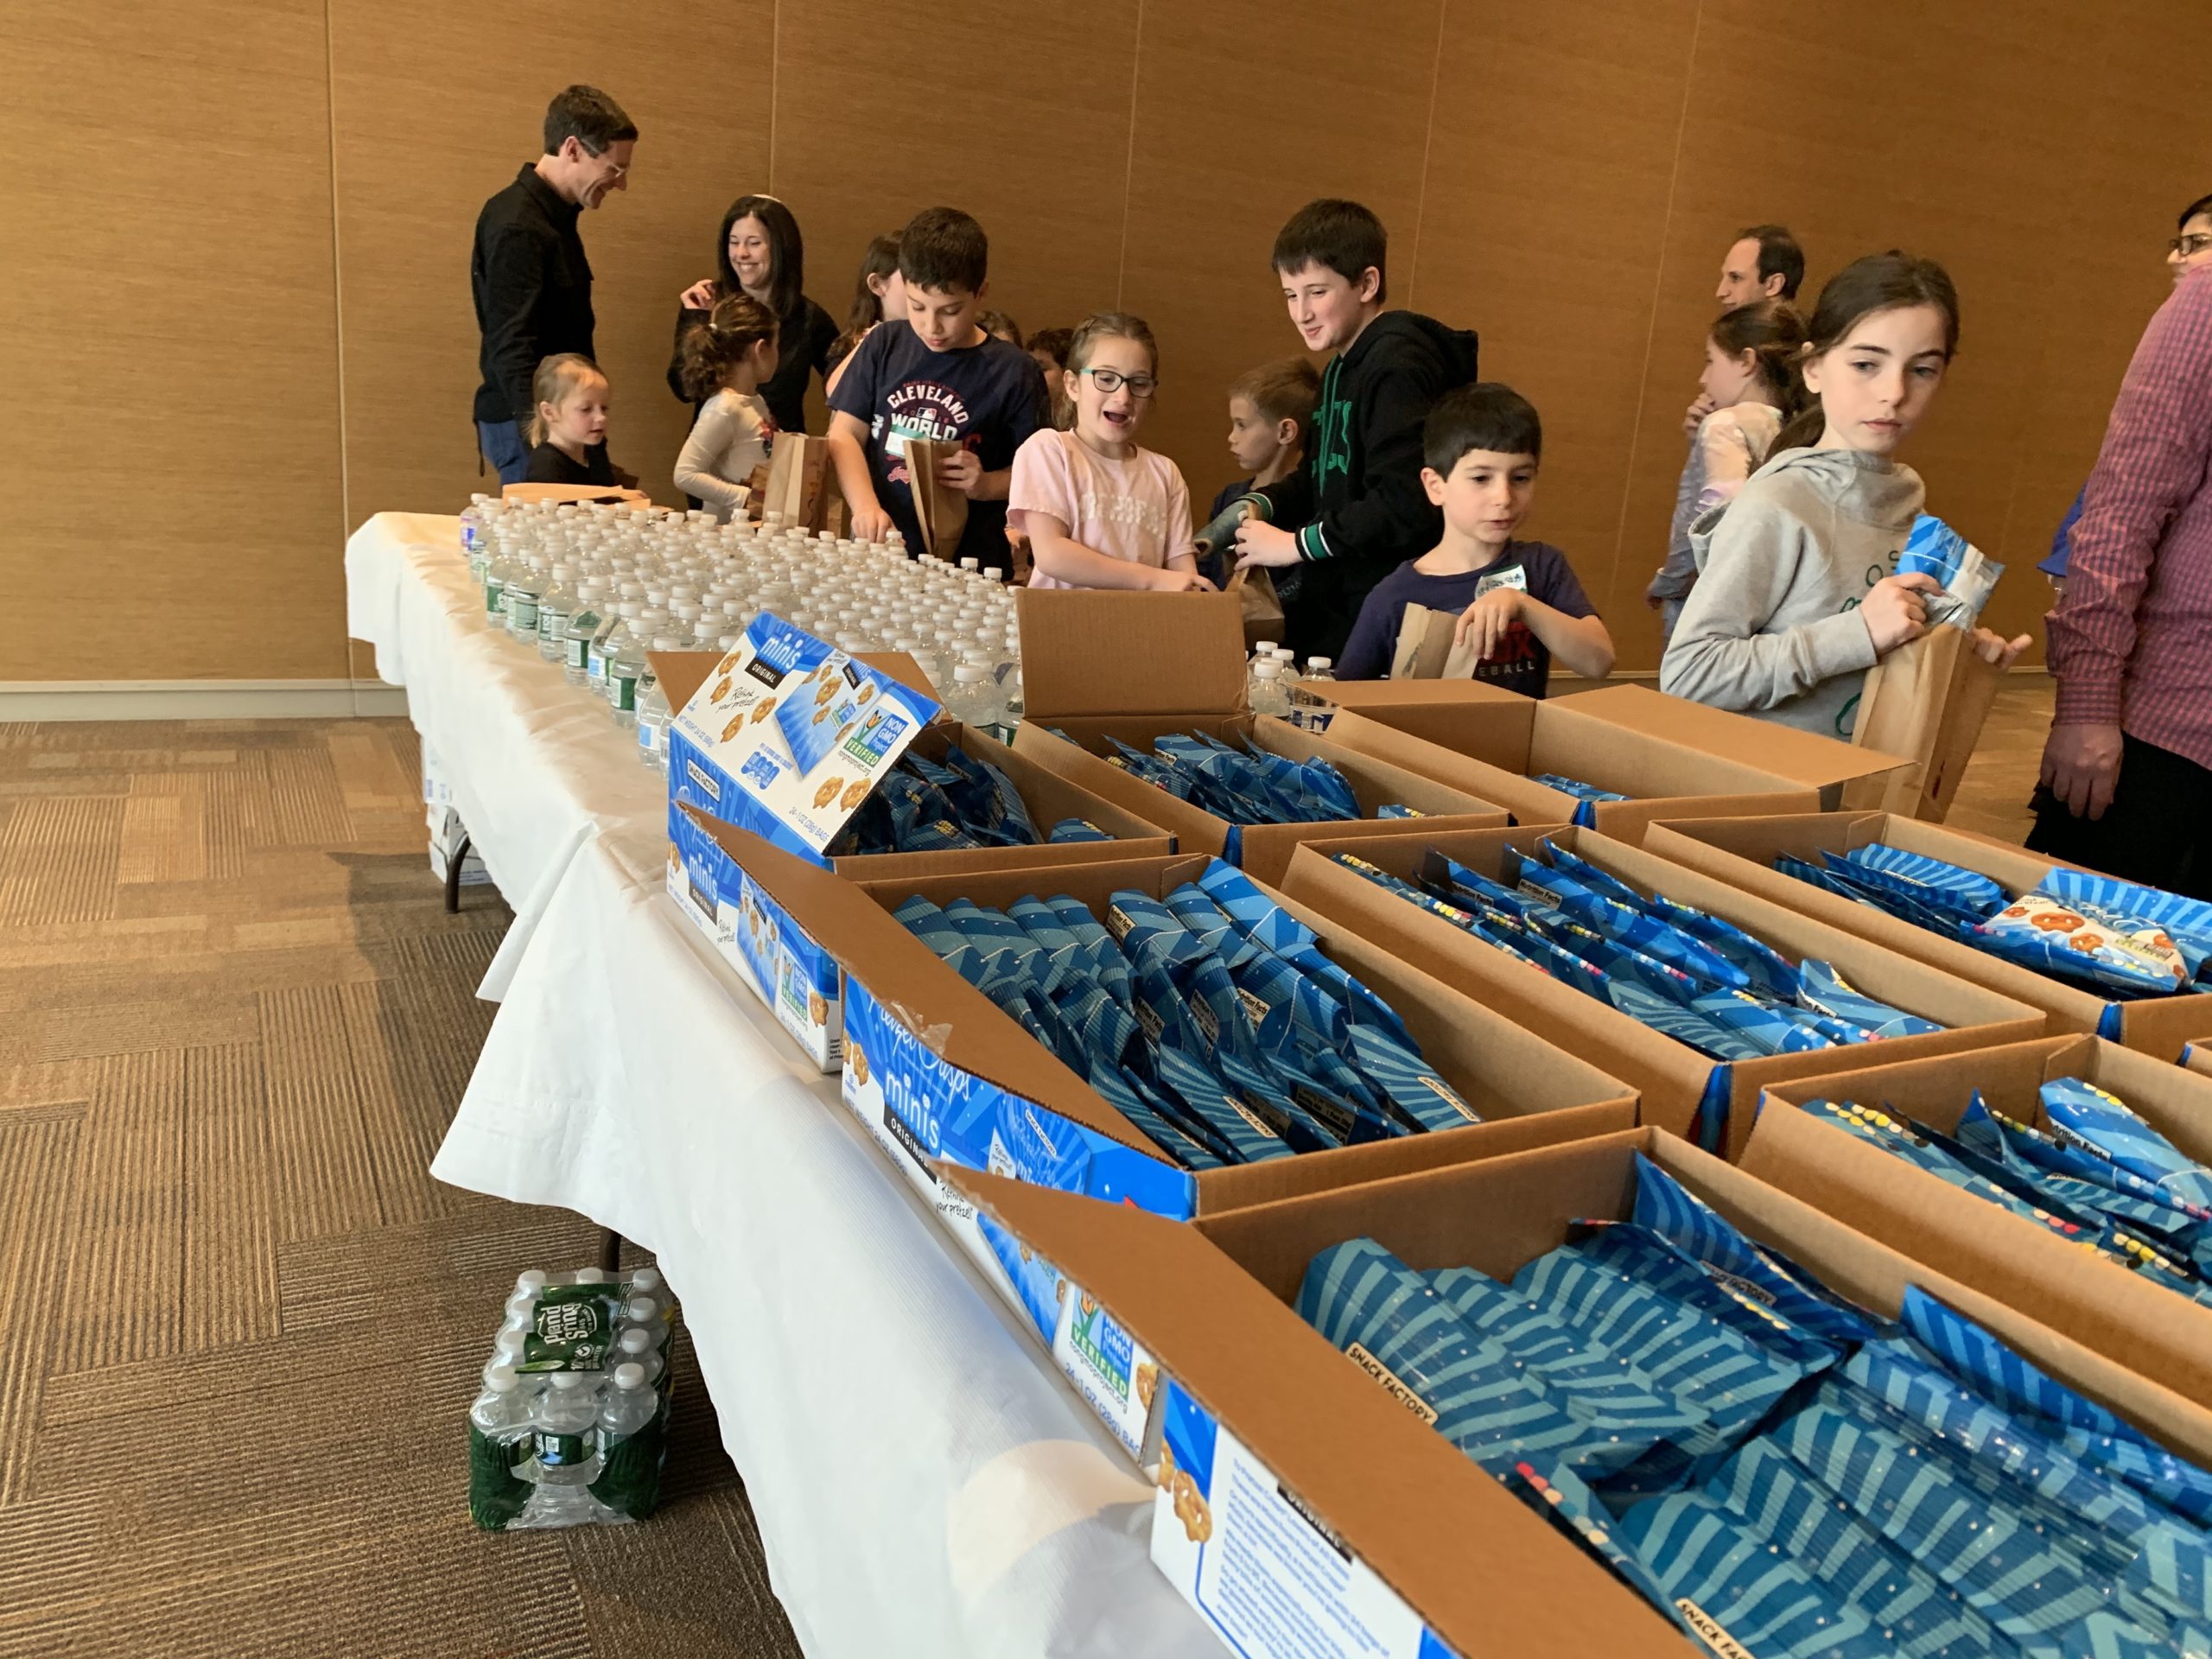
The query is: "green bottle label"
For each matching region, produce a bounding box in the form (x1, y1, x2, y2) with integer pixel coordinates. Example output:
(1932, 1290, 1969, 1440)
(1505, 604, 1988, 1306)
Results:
(510, 596, 539, 631)
(566, 637, 589, 670)
(533, 1429, 589, 1468)
(485, 579, 503, 615)
(613, 673, 638, 712)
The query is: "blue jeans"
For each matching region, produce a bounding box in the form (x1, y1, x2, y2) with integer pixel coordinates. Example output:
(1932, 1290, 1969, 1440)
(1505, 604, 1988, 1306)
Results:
(477, 419, 528, 485)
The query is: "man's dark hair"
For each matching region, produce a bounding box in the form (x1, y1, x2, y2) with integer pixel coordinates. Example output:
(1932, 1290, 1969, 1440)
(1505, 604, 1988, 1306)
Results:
(543, 86, 637, 157)
(2179, 193, 2212, 229)
(1737, 223, 1804, 300)
(899, 207, 989, 295)
(1422, 383, 1541, 474)
(1272, 199, 1389, 304)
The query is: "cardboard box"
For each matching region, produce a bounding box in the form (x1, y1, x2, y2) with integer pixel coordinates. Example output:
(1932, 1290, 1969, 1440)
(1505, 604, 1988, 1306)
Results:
(1746, 1034, 2212, 1403)
(1643, 810, 2212, 1059)
(1549, 683, 1909, 810)
(705, 828, 1637, 1446)
(1315, 697, 1828, 845)
(947, 1128, 2212, 1659)
(1014, 590, 1507, 883)
(654, 628, 1173, 1069)
(1276, 824, 2045, 1156)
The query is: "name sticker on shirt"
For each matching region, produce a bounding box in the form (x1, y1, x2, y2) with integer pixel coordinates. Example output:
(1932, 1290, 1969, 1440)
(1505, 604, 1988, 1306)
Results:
(1473, 565, 1529, 597)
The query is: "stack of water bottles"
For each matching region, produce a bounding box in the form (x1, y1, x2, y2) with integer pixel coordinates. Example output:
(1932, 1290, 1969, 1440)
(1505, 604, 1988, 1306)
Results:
(1243, 638, 1336, 730)
(467, 1263, 677, 1531)
(455, 494, 1027, 779)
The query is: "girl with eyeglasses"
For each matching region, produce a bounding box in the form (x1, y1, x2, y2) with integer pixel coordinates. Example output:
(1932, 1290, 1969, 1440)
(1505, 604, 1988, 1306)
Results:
(1009, 313, 1208, 591)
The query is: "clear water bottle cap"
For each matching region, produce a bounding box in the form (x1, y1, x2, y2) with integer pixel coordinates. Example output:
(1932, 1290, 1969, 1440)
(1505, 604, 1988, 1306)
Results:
(631, 1267, 663, 1293)
(550, 1370, 588, 1390)
(494, 1328, 527, 1359)
(953, 663, 988, 684)
(624, 1295, 657, 1323)
(485, 1366, 519, 1393)
(515, 1270, 547, 1294)
(1253, 661, 1283, 680)
(613, 1363, 647, 1390)
(1253, 640, 1278, 657)
(618, 1327, 653, 1356)
(575, 1267, 613, 1285)
(1306, 657, 1332, 671)
(652, 635, 681, 652)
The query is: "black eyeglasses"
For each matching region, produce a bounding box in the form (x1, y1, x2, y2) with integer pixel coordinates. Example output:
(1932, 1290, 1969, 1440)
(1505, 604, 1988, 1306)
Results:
(2171, 232, 2212, 258)
(1077, 367, 1159, 397)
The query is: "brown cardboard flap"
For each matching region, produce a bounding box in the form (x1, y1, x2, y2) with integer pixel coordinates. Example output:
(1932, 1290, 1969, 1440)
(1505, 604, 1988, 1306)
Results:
(1551, 683, 1910, 790)
(948, 1163, 1687, 1655)
(1324, 709, 1573, 823)
(1015, 589, 1249, 718)
(1306, 677, 1528, 711)
(1745, 1066, 2212, 1408)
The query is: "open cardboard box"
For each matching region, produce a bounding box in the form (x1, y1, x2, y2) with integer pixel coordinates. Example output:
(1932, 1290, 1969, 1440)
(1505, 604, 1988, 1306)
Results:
(1745, 1034, 2212, 1403)
(1643, 810, 2212, 1059)
(708, 827, 1637, 1457)
(1276, 823, 2044, 1157)
(1315, 695, 1832, 845)
(1551, 683, 1909, 810)
(1011, 589, 1508, 883)
(657, 647, 1176, 1070)
(947, 1127, 2212, 1659)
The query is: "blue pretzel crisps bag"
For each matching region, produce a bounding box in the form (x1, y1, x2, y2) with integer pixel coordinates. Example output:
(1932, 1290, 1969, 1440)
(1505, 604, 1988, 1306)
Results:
(1290, 1148, 2212, 1659)
(892, 857, 1484, 1171)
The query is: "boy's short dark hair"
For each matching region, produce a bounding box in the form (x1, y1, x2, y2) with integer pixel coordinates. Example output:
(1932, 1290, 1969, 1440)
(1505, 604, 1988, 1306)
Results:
(1423, 383, 1541, 474)
(1230, 356, 1322, 440)
(899, 207, 989, 296)
(1272, 199, 1389, 304)
(543, 86, 636, 156)
(1737, 223, 1805, 300)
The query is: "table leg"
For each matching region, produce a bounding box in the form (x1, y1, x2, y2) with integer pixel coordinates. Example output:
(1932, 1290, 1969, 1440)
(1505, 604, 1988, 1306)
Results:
(444, 833, 470, 913)
(599, 1228, 624, 1275)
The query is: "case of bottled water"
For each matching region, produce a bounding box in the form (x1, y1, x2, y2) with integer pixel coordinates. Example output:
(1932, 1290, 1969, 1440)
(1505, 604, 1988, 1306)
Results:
(468, 1265, 677, 1530)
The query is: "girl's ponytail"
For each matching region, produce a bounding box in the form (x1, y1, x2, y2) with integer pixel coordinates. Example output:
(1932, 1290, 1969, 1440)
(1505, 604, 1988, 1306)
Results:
(678, 295, 779, 402)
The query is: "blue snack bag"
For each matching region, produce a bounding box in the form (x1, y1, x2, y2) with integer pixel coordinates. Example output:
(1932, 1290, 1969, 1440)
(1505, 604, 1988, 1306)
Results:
(1796, 958, 1944, 1038)
(2041, 1077, 2212, 1211)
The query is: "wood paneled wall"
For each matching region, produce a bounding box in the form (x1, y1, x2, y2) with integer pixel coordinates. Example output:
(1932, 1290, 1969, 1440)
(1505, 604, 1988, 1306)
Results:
(10, 0, 2210, 682)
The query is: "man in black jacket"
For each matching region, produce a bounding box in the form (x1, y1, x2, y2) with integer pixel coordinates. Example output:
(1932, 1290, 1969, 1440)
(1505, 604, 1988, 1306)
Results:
(1225, 200, 1479, 661)
(471, 86, 637, 483)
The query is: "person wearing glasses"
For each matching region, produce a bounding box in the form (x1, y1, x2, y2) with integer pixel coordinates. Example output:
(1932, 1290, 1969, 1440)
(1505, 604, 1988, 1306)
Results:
(2039, 194, 2212, 601)
(470, 86, 637, 485)
(1011, 313, 1204, 591)
(2032, 190, 2212, 895)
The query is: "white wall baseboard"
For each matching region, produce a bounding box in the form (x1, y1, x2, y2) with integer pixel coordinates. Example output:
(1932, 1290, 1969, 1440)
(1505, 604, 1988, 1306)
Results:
(0, 679, 410, 721)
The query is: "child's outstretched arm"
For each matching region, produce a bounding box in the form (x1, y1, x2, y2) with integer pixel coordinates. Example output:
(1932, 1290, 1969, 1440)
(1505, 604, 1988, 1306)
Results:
(824, 413, 891, 542)
(1023, 512, 1214, 592)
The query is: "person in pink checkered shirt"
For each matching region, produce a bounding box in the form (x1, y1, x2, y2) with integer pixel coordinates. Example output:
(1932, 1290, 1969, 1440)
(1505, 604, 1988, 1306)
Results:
(2034, 242, 2212, 897)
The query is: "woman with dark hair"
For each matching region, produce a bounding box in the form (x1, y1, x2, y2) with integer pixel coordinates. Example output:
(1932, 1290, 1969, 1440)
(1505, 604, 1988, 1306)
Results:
(668, 194, 838, 433)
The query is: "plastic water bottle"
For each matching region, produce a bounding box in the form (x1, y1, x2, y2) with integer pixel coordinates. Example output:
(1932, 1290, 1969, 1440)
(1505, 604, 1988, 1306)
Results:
(471, 1364, 536, 1439)
(614, 1325, 666, 1387)
(504, 560, 543, 644)
(1291, 656, 1335, 729)
(537, 564, 576, 662)
(463, 494, 491, 575)
(1249, 659, 1292, 719)
(523, 1371, 607, 1525)
(636, 637, 679, 772)
(564, 583, 604, 689)
(589, 602, 637, 696)
(609, 632, 649, 728)
(597, 1363, 659, 1448)
(485, 548, 517, 628)
(946, 663, 991, 731)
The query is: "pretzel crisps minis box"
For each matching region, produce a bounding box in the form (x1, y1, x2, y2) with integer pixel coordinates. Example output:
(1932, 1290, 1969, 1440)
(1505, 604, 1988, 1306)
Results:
(665, 613, 941, 861)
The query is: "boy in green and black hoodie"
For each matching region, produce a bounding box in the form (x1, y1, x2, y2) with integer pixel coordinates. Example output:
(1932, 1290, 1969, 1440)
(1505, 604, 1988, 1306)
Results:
(1215, 199, 1479, 659)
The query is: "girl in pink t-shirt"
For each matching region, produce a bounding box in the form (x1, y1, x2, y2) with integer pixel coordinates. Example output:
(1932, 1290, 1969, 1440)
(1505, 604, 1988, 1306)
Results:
(1010, 313, 1206, 591)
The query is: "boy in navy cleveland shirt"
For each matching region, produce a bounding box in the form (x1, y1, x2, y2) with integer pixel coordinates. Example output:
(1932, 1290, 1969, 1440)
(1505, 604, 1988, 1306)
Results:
(1337, 384, 1615, 696)
(826, 207, 1048, 565)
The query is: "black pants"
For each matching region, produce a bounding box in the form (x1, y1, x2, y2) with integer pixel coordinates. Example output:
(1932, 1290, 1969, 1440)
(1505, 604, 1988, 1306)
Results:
(2026, 730, 2212, 899)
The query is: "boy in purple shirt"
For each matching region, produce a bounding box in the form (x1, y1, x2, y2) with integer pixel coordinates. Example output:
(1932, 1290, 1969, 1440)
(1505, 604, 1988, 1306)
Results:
(1337, 384, 1613, 696)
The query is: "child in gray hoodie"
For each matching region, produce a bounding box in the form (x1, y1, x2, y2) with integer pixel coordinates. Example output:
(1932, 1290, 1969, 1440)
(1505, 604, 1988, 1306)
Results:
(1661, 254, 2024, 739)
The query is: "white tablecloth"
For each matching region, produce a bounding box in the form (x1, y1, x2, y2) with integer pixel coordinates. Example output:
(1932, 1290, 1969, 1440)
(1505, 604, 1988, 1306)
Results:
(345, 512, 1214, 1659)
